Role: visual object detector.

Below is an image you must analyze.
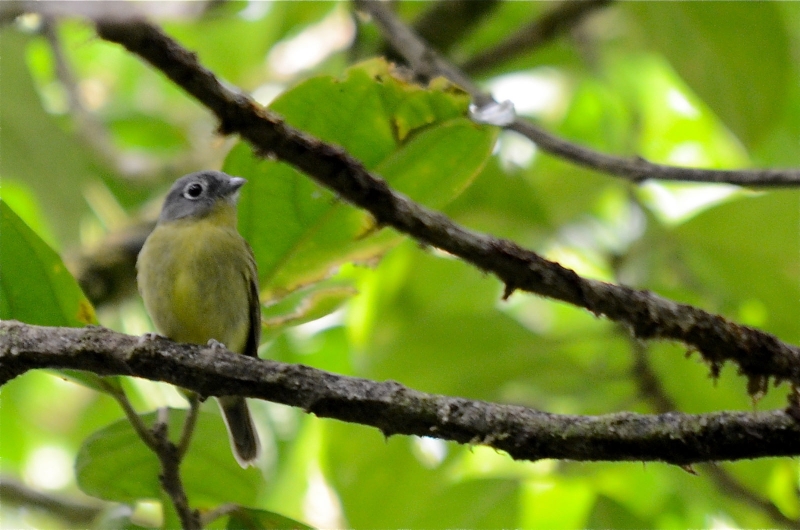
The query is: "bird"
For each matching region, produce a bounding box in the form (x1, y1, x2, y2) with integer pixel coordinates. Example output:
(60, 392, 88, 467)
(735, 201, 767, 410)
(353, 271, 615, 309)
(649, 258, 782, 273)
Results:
(137, 170, 261, 468)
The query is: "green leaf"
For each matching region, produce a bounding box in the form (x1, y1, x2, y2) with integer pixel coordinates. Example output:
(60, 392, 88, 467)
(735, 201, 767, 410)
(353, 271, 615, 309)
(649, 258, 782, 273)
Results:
(47, 369, 123, 397)
(0, 179, 57, 249)
(626, 2, 792, 146)
(353, 242, 624, 409)
(264, 57, 473, 160)
(261, 279, 356, 341)
(324, 423, 519, 528)
(75, 410, 262, 507)
(0, 200, 96, 327)
(0, 199, 111, 391)
(226, 507, 312, 530)
(226, 59, 497, 299)
(672, 192, 800, 343)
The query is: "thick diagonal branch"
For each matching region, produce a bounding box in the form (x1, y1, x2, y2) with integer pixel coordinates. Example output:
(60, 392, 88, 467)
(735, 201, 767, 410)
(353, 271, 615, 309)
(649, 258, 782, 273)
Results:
(94, 19, 800, 389)
(2, 321, 800, 466)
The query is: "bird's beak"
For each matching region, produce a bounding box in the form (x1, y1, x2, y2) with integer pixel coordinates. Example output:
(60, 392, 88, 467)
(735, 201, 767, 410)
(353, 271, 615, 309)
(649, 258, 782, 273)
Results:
(227, 177, 247, 204)
(228, 177, 247, 192)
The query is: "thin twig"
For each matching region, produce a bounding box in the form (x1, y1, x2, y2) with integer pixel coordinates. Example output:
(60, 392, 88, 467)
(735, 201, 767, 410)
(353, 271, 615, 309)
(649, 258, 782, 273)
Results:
(460, 0, 612, 74)
(102, 381, 198, 529)
(70, 221, 155, 307)
(151, 408, 201, 530)
(177, 393, 201, 459)
(41, 17, 155, 178)
(40, 16, 226, 182)
(370, 2, 499, 67)
(0, 475, 106, 526)
(357, 0, 489, 105)
(630, 338, 678, 413)
(704, 464, 800, 529)
(3, 321, 800, 466)
(508, 120, 800, 186)
(358, 0, 800, 187)
(101, 379, 158, 450)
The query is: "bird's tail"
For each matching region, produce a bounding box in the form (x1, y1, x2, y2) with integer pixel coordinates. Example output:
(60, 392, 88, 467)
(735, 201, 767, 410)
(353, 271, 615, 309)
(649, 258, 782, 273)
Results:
(218, 396, 261, 468)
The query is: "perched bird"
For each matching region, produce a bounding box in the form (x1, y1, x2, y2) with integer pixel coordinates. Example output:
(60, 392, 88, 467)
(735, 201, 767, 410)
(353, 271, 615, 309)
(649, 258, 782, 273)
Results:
(137, 170, 261, 467)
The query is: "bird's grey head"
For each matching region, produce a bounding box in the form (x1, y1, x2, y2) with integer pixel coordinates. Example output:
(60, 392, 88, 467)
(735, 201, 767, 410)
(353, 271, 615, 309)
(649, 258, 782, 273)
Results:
(159, 170, 246, 223)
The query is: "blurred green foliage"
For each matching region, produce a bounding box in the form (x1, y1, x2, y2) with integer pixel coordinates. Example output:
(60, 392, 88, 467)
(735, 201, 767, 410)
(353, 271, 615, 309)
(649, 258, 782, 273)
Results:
(2, 1, 800, 528)
(76, 411, 262, 507)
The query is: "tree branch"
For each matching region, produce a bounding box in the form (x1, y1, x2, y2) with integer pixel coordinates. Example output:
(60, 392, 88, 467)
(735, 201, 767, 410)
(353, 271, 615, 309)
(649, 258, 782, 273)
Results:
(39, 16, 225, 183)
(369, 1, 501, 67)
(508, 119, 800, 186)
(629, 339, 800, 529)
(358, 0, 800, 187)
(151, 407, 200, 530)
(70, 221, 154, 307)
(102, 379, 158, 450)
(460, 0, 612, 74)
(92, 18, 800, 392)
(704, 463, 800, 529)
(0, 475, 106, 526)
(41, 17, 121, 168)
(2, 321, 800, 466)
(100, 367, 199, 528)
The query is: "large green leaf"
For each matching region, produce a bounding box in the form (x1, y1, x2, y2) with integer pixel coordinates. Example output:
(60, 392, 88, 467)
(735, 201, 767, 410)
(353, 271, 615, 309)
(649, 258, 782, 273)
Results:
(672, 192, 800, 343)
(0, 199, 110, 391)
(626, 2, 792, 147)
(352, 242, 628, 412)
(324, 422, 519, 528)
(225, 59, 497, 299)
(0, 200, 96, 327)
(75, 410, 262, 507)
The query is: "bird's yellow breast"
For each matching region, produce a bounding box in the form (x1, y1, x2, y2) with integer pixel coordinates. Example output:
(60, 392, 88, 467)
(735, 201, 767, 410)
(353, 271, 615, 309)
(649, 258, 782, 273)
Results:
(137, 204, 252, 354)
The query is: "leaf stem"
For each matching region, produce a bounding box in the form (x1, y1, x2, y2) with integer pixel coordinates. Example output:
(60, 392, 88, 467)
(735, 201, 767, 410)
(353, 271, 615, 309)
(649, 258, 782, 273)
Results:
(101, 380, 158, 451)
(177, 394, 201, 459)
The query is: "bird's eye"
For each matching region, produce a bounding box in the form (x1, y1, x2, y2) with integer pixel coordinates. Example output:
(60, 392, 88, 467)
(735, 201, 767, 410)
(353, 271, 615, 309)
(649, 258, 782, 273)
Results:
(183, 182, 205, 200)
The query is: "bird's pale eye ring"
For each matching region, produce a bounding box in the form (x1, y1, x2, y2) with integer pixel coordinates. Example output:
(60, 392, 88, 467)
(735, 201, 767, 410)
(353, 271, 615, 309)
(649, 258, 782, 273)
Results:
(183, 182, 205, 200)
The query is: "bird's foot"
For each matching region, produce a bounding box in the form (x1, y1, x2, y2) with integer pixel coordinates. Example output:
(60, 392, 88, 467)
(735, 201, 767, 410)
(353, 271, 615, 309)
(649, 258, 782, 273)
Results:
(206, 338, 227, 354)
(137, 332, 166, 346)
